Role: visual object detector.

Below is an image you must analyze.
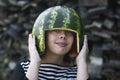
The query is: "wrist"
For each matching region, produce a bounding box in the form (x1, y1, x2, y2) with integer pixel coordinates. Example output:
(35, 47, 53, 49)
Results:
(30, 57, 41, 63)
(30, 60, 41, 65)
(76, 59, 87, 65)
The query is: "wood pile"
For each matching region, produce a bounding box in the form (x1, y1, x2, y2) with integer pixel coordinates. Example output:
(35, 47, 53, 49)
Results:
(79, 0, 120, 80)
(0, 0, 119, 80)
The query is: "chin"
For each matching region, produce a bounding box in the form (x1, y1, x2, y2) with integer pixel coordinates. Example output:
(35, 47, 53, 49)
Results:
(53, 50, 69, 55)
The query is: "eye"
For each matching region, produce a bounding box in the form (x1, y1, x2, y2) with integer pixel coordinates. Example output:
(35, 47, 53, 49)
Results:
(48, 30, 60, 34)
(65, 31, 74, 36)
(48, 30, 74, 36)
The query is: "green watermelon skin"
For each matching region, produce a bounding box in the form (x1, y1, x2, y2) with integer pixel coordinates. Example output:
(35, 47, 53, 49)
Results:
(32, 6, 83, 56)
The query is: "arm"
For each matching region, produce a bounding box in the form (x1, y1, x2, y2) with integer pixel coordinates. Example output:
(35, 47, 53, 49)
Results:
(76, 35, 89, 80)
(26, 34, 41, 80)
(76, 60, 88, 80)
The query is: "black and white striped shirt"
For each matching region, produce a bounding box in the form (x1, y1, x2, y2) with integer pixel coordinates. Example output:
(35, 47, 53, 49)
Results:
(20, 60, 77, 80)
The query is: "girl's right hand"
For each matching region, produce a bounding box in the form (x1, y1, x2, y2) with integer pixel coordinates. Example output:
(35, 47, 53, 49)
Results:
(28, 34, 41, 63)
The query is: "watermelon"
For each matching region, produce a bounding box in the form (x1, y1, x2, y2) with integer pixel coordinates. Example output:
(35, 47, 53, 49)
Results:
(32, 6, 83, 57)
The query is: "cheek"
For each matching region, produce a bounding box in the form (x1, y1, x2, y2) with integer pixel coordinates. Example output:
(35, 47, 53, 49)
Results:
(47, 34, 56, 45)
(67, 37, 74, 46)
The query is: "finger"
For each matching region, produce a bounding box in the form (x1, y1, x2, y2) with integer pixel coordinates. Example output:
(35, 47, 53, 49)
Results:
(32, 35, 36, 44)
(80, 35, 88, 53)
(81, 35, 87, 49)
(83, 35, 89, 52)
(28, 34, 32, 44)
(83, 35, 87, 46)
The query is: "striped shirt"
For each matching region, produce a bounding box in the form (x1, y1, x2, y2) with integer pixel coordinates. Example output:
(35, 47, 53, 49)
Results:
(21, 60, 77, 80)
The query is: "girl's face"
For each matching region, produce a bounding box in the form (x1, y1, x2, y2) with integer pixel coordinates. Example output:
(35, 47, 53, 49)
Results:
(46, 30, 74, 56)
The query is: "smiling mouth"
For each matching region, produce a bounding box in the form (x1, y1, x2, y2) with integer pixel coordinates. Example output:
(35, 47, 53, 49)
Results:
(56, 42, 67, 47)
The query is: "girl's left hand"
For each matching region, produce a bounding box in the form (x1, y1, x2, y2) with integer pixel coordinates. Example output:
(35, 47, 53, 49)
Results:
(76, 35, 89, 64)
(76, 35, 89, 80)
(28, 34, 41, 63)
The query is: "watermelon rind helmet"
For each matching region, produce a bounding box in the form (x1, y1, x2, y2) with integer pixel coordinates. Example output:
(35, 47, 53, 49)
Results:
(32, 6, 83, 57)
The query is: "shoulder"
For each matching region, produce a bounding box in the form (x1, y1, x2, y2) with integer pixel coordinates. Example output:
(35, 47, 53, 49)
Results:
(15, 59, 30, 74)
(12, 59, 29, 80)
(19, 59, 30, 65)
(14, 59, 29, 69)
(15, 59, 30, 66)
(18, 59, 30, 69)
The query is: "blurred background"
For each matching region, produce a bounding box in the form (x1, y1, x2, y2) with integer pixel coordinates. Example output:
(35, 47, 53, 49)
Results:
(0, 0, 120, 80)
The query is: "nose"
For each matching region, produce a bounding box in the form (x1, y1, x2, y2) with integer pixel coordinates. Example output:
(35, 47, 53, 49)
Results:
(58, 31, 66, 39)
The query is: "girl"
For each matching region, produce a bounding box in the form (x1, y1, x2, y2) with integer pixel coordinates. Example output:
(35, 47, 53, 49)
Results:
(12, 6, 89, 80)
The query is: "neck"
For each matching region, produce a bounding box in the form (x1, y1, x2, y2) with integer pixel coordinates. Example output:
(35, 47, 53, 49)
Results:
(41, 51, 65, 65)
